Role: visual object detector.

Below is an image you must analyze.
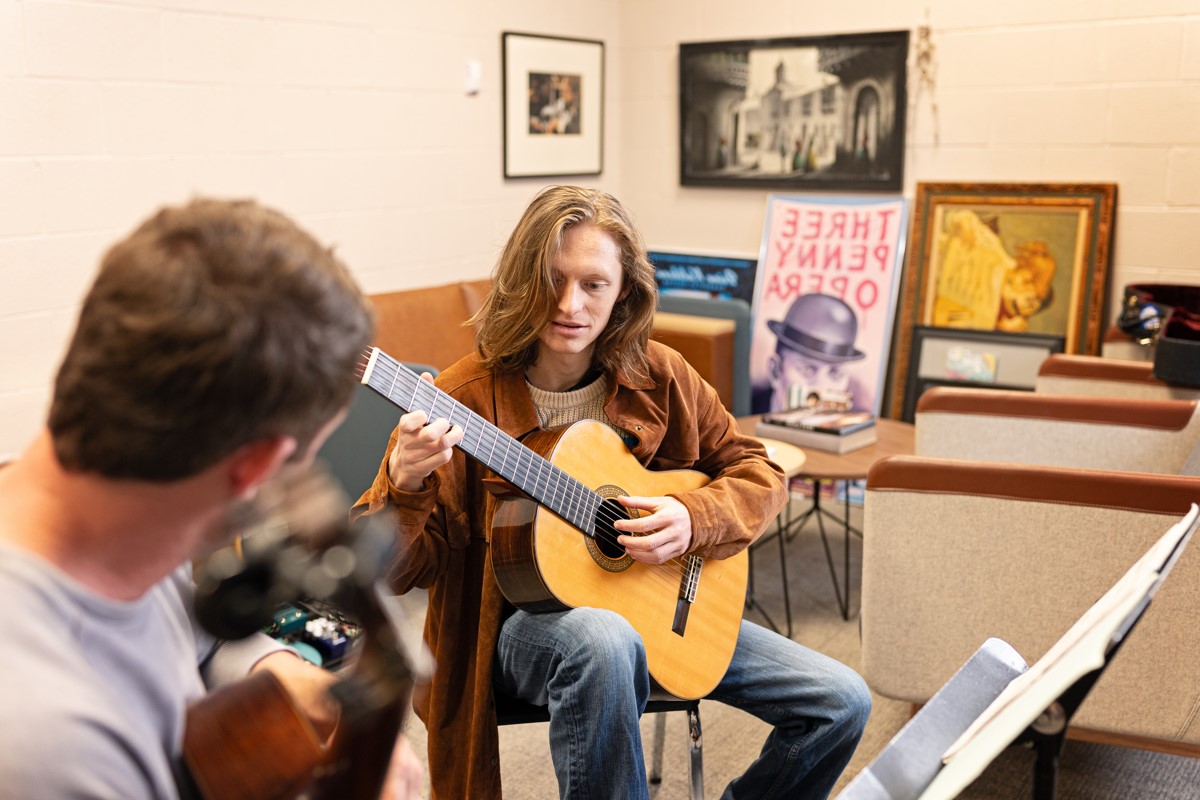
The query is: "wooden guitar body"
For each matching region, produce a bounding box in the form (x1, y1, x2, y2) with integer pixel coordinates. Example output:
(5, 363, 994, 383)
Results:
(489, 420, 748, 701)
(183, 670, 326, 800)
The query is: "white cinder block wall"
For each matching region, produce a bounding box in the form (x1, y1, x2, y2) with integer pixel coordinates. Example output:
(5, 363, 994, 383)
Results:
(2, 0, 1199, 456)
(0, 0, 623, 456)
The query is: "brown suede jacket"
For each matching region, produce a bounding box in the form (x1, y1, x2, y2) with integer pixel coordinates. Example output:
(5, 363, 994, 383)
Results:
(351, 340, 787, 799)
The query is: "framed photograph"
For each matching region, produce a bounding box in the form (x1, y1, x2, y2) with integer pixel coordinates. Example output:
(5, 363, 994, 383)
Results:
(679, 30, 908, 192)
(888, 182, 1116, 418)
(502, 32, 604, 179)
(899, 326, 1065, 422)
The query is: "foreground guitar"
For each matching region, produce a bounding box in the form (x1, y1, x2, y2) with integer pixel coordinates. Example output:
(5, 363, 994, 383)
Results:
(359, 347, 748, 700)
(185, 466, 427, 799)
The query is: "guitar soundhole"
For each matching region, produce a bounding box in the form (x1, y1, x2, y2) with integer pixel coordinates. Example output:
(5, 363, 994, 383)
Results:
(593, 497, 631, 560)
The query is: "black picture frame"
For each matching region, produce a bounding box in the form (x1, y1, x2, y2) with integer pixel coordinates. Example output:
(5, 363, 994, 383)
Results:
(899, 326, 1065, 422)
(502, 31, 605, 179)
(679, 30, 908, 192)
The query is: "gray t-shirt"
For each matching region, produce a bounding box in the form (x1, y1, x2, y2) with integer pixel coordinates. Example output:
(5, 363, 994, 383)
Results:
(0, 541, 285, 799)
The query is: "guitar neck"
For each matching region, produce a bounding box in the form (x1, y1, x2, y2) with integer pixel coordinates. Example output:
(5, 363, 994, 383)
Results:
(359, 348, 601, 536)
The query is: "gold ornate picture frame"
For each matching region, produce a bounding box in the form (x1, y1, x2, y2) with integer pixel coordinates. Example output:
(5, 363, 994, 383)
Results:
(888, 182, 1116, 418)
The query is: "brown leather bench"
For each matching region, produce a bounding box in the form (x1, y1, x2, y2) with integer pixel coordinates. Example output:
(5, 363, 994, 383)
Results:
(368, 279, 492, 373)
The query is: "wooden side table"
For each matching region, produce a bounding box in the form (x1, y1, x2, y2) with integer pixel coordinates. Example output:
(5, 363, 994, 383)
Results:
(739, 416, 915, 621)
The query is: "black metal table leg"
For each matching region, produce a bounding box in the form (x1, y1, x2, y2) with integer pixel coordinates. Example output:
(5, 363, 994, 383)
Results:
(790, 478, 863, 621)
(744, 501, 793, 637)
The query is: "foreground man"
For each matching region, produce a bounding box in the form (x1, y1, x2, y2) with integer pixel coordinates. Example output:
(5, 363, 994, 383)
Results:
(0, 198, 421, 799)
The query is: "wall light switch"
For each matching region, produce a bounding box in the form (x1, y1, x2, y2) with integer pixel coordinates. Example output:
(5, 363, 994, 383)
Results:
(465, 59, 482, 96)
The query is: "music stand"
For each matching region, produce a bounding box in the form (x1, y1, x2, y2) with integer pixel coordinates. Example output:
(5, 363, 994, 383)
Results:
(838, 504, 1200, 800)
(837, 638, 1027, 800)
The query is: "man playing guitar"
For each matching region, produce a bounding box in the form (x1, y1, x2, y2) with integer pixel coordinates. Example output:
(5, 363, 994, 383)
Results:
(353, 186, 870, 799)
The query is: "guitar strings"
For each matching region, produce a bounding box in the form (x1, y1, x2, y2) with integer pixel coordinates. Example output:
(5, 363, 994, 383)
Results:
(364, 355, 696, 586)
(369, 357, 695, 586)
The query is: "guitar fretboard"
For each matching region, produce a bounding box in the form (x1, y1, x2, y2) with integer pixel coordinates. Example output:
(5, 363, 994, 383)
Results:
(359, 348, 601, 537)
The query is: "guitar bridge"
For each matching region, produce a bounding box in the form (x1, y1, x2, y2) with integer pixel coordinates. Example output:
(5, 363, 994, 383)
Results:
(670, 555, 703, 636)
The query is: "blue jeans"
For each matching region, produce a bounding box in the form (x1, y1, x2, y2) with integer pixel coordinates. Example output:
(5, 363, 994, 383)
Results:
(495, 608, 871, 800)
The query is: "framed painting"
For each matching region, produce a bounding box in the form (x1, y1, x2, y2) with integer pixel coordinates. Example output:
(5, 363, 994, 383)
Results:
(502, 32, 604, 178)
(679, 30, 908, 192)
(888, 182, 1116, 418)
(899, 326, 1065, 422)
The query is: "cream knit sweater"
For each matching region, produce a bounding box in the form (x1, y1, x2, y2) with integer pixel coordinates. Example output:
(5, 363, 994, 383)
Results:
(526, 374, 620, 434)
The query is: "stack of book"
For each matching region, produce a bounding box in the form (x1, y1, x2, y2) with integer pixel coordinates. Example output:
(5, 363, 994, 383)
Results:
(755, 408, 877, 454)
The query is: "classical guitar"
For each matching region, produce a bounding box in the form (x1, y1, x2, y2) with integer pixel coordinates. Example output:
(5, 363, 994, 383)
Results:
(359, 347, 748, 700)
(184, 466, 428, 799)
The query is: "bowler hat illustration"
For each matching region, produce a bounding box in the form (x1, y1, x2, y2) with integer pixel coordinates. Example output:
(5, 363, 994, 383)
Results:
(767, 293, 865, 362)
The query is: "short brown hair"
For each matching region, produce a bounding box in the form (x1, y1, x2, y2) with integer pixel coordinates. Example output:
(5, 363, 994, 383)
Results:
(472, 186, 658, 381)
(49, 198, 373, 481)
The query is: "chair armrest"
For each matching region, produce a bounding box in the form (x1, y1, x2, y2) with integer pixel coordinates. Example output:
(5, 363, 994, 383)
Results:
(917, 386, 1196, 428)
(1036, 354, 1200, 400)
(657, 296, 752, 417)
(651, 312, 736, 413)
(1038, 354, 1155, 384)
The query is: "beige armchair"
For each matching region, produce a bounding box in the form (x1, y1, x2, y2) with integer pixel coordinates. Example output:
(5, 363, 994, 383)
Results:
(862, 384, 1200, 757)
(861, 456, 1200, 755)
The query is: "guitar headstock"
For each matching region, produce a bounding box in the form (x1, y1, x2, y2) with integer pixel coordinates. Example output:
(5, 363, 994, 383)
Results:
(354, 346, 379, 385)
(188, 462, 431, 800)
(196, 463, 353, 637)
(193, 462, 429, 682)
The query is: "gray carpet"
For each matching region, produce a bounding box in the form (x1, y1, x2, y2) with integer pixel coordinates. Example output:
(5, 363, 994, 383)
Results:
(398, 497, 1200, 798)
